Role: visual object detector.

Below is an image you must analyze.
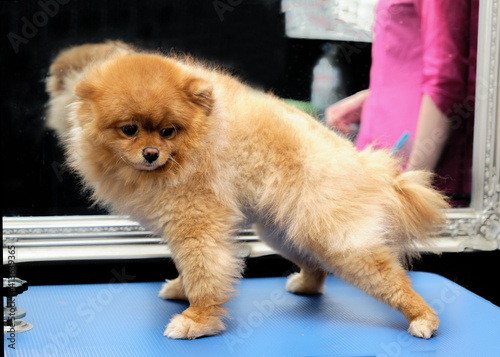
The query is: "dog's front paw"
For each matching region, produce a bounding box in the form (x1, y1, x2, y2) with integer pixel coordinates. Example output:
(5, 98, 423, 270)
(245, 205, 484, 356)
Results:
(158, 277, 187, 301)
(164, 311, 225, 340)
(408, 312, 439, 339)
(286, 272, 325, 295)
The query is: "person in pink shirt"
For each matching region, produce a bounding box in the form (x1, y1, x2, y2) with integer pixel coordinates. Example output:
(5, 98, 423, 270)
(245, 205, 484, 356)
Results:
(326, 0, 478, 207)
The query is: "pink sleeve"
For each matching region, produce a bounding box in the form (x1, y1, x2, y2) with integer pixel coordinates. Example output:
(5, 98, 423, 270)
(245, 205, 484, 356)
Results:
(415, 0, 471, 115)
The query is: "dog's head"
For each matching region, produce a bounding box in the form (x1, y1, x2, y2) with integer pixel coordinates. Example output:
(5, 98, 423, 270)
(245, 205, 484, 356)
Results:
(72, 54, 214, 179)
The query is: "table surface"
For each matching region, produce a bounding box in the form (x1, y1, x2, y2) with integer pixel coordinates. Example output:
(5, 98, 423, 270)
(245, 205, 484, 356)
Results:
(4, 272, 500, 357)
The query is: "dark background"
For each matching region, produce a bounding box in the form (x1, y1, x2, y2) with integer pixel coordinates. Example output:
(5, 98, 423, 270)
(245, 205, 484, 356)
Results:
(2, 0, 499, 308)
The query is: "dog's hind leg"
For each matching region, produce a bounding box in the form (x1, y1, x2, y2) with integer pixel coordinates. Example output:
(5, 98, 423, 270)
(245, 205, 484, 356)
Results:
(256, 223, 327, 295)
(319, 244, 439, 338)
(285, 268, 328, 295)
(158, 275, 188, 301)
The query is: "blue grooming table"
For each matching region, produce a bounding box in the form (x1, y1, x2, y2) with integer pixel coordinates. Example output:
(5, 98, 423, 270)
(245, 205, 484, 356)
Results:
(4, 272, 500, 356)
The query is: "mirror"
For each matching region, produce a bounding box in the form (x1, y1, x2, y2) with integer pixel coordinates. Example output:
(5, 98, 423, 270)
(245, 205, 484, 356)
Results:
(2, 0, 499, 261)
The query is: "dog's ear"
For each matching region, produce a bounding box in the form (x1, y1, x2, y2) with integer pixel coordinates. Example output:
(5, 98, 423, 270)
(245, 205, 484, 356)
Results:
(74, 78, 95, 99)
(72, 79, 97, 125)
(184, 78, 214, 115)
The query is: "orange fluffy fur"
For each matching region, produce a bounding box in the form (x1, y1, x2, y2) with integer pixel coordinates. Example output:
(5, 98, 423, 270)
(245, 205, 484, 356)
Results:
(46, 42, 449, 340)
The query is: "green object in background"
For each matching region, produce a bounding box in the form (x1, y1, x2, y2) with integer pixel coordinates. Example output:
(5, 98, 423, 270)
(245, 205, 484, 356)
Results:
(282, 99, 319, 119)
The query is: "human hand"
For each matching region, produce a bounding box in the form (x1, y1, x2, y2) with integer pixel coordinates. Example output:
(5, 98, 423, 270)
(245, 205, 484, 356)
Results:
(325, 90, 369, 135)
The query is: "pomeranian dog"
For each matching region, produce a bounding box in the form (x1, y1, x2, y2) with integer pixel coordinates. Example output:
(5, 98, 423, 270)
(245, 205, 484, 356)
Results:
(46, 41, 448, 340)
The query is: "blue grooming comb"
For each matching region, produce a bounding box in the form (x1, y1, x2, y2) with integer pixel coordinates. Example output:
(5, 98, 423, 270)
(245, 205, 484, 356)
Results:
(391, 131, 410, 153)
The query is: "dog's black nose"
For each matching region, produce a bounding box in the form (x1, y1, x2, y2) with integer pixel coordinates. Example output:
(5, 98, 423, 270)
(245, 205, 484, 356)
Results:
(143, 147, 159, 163)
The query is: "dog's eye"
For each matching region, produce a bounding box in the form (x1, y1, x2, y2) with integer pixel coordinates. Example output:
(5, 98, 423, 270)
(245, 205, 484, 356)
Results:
(122, 125, 138, 136)
(160, 127, 176, 139)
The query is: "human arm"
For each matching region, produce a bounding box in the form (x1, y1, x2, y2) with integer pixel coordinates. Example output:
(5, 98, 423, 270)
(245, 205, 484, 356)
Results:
(407, 0, 470, 171)
(406, 94, 451, 171)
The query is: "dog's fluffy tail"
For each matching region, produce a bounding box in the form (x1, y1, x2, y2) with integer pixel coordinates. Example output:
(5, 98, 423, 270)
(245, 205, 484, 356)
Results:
(389, 170, 449, 260)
